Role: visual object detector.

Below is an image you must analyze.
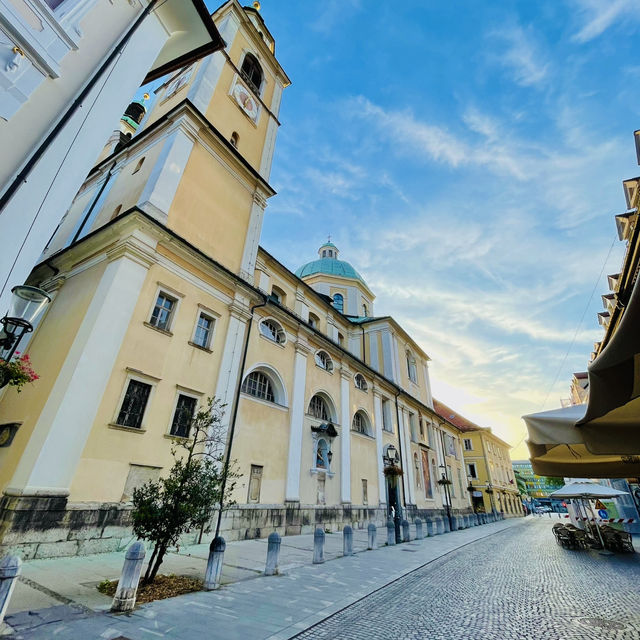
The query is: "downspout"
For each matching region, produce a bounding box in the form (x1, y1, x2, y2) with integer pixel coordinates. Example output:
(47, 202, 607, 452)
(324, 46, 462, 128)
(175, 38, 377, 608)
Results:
(394, 393, 407, 509)
(214, 296, 267, 539)
(0, 1, 159, 211)
(71, 160, 117, 244)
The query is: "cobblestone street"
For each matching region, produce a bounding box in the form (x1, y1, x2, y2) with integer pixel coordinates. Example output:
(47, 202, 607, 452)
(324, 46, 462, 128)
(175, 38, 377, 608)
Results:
(294, 518, 640, 640)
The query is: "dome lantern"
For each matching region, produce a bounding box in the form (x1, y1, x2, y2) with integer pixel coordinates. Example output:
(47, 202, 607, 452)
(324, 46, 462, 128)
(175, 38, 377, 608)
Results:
(318, 238, 339, 260)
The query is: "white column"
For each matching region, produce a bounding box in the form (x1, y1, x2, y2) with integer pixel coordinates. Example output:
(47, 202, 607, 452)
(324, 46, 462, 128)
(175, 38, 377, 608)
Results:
(213, 299, 251, 443)
(340, 366, 352, 504)
(381, 330, 397, 381)
(259, 79, 283, 181)
(372, 389, 386, 505)
(239, 191, 267, 280)
(7, 239, 155, 496)
(137, 128, 195, 223)
(294, 290, 309, 323)
(399, 408, 416, 505)
(369, 332, 379, 371)
(285, 341, 309, 502)
(423, 361, 434, 409)
(0, 14, 169, 314)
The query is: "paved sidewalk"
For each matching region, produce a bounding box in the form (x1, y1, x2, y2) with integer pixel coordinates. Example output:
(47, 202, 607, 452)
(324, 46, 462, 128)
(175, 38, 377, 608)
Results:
(3, 517, 526, 638)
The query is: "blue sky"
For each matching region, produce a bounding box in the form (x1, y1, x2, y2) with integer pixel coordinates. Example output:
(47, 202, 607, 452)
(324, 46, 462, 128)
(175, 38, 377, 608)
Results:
(205, 1, 640, 457)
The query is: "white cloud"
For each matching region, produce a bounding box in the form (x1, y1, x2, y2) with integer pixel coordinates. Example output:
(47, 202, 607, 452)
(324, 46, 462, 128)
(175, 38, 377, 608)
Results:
(570, 0, 637, 43)
(488, 24, 550, 87)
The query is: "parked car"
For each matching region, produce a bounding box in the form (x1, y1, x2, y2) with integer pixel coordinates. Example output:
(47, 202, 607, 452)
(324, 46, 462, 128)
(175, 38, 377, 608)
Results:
(535, 506, 552, 513)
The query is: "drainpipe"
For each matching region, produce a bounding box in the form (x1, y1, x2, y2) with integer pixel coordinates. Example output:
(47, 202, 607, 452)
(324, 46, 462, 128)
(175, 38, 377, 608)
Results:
(71, 160, 117, 244)
(213, 297, 267, 540)
(438, 425, 454, 531)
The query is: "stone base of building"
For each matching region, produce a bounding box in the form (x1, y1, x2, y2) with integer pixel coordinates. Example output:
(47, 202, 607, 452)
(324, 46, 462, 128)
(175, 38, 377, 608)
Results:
(0, 495, 474, 559)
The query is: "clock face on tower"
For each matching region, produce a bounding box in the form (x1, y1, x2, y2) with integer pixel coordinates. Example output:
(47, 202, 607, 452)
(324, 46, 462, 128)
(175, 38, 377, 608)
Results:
(232, 81, 259, 121)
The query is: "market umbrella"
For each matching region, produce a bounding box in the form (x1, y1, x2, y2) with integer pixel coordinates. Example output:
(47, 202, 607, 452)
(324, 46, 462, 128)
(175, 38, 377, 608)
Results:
(550, 482, 628, 553)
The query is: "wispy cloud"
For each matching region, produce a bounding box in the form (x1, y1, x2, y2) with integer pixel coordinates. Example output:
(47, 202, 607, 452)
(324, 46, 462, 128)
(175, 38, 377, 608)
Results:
(488, 24, 550, 87)
(570, 0, 637, 43)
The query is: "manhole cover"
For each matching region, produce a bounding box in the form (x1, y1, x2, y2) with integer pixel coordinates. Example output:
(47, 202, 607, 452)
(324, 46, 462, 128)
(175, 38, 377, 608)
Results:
(575, 617, 626, 631)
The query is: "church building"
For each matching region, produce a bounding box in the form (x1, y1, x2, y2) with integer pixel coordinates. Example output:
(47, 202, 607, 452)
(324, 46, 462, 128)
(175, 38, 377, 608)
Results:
(0, 1, 472, 558)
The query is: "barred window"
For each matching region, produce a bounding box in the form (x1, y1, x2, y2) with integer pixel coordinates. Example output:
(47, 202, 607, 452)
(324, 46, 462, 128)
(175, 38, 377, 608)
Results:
(354, 374, 367, 391)
(260, 319, 285, 344)
(315, 350, 333, 372)
(116, 380, 151, 429)
(309, 394, 330, 421)
(170, 394, 197, 438)
(242, 371, 275, 403)
(352, 411, 370, 435)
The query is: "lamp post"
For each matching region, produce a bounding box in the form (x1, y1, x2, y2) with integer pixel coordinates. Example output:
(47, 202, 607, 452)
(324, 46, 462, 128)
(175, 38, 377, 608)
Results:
(0, 286, 50, 384)
(439, 464, 453, 531)
(467, 474, 475, 512)
(383, 444, 402, 543)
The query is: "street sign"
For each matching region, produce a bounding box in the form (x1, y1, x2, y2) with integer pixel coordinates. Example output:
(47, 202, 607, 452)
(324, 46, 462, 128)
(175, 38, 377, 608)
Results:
(595, 499, 606, 510)
(598, 509, 608, 519)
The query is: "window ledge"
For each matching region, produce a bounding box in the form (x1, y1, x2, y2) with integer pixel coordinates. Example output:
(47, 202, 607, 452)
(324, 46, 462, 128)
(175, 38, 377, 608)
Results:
(310, 468, 335, 477)
(240, 392, 288, 411)
(351, 430, 375, 441)
(144, 322, 173, 337)
(188, 341, 212, 353)
(315, 364, 333, 374)
(258, 333, 286, 348)
(164, 433, 190, 442)
(108, 423, 146, 434)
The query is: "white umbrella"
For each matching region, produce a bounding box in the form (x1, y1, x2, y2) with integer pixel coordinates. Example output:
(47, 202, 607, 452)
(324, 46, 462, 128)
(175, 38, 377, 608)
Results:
(550, 482, 628, 554)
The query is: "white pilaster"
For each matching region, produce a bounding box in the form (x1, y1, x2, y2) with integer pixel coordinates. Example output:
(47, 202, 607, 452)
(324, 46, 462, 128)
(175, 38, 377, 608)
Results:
(340, 366, 352, 504)
(381, 330, 397, 381)
(258, 78, 283, 180)
(213, 299, 251, 442)
(285, 340, 309, 502)
(399, 407, 416, 505)
(423, 361, 434, 408)
(137, 128, 195, 222)
(294, 290, 309, 322)
(369, 332, 379, 371)
(239, 191, 267, 280)
(372, 389, 386, 505)
(7, 238, 155, 495)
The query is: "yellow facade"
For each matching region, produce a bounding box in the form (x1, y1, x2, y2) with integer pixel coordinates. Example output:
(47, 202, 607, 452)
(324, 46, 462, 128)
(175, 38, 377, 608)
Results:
(0, 2, 476, 558)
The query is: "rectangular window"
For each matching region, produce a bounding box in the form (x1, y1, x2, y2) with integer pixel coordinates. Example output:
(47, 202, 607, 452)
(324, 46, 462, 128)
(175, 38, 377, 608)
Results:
(467, 463, 477, 478)
(362, 479, 368, 505)
(464, 438, 473, 451)
(247, 465, 263, 503)
(170, 394, 197, 438)
(116, 380, 151, 429)
(193, 312, 215, 349)
(150, 292, 177, 331)
(382, 398, 393, 432)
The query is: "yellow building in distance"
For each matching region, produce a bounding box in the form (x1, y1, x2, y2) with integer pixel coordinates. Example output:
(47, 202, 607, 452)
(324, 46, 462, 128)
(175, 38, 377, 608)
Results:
(0, 1, 475, 558)
(434, 401, 521, 516)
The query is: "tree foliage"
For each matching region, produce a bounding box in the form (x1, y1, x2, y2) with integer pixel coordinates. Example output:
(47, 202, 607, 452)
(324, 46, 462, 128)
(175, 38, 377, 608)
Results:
(131, 397, 239, 584)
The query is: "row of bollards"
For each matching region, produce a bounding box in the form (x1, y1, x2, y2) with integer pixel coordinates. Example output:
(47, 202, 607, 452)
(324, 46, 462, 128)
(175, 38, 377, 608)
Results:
(0, 510, 506, 624)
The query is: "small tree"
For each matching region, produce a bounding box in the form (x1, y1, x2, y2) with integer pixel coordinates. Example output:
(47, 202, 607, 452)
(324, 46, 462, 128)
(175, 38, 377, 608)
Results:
(132, 397, 239, 584)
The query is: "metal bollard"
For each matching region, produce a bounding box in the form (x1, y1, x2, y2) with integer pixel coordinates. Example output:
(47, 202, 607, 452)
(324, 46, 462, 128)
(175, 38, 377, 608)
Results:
(343, 525, 353, 556)
(204, 536, 226, 591)
(265, 531, 281, 576)
(386, 519, 396, 545)
(415, 518, 423, 540)
(0, 555, 21, 626)
(313, 528, 325, 564)
(401, 519, 410, 542)
(111, 541, 146, 612)
(367, 523, 377, 550)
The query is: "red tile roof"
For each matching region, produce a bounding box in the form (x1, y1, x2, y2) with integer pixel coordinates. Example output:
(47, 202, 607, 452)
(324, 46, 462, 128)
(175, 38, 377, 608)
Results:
(432, 399, 482, 433)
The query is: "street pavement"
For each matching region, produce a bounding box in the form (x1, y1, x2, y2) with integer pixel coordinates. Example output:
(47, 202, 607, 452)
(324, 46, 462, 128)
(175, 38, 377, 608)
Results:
(4, 516, 639, 639)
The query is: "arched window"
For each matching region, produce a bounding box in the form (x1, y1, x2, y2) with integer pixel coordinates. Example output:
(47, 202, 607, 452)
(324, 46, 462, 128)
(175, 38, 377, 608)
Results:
(241, 370, 275, 403)
(308, 312, 319, 329)
(230, 131, 239, 148)
(322, 250, 327, 258)
(260, 318, 285, 344)
(270, 286, 286, 306)
(316, 438, 329, 469)
(362, 303, 368, 317)
(308, 394, 331, 421)
(337, 332, 344, 347)
(315, 350, 333, 372)
(241, 53, 263, 95)
(352, 410, 371, 435)
(354, 373, 367, 391)
(406, 350, 417, 383)
(332, 293, 344, 313)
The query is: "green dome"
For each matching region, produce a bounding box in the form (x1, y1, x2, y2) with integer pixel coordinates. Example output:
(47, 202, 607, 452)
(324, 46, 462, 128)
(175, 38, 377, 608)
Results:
(295, 257, 366, 283)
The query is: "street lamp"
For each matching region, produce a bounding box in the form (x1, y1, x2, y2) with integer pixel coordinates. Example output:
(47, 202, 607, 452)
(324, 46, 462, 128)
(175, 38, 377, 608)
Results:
(383, 444, 402, 543)
(439, 464, 453, 531)
(0, 286, 50, 364)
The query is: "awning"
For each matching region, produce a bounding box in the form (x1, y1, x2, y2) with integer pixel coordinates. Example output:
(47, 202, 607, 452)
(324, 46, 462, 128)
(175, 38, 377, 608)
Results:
(524, 404, 640, 478)
(549, 482, 628, 499)
(142, 0, 226, 84)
